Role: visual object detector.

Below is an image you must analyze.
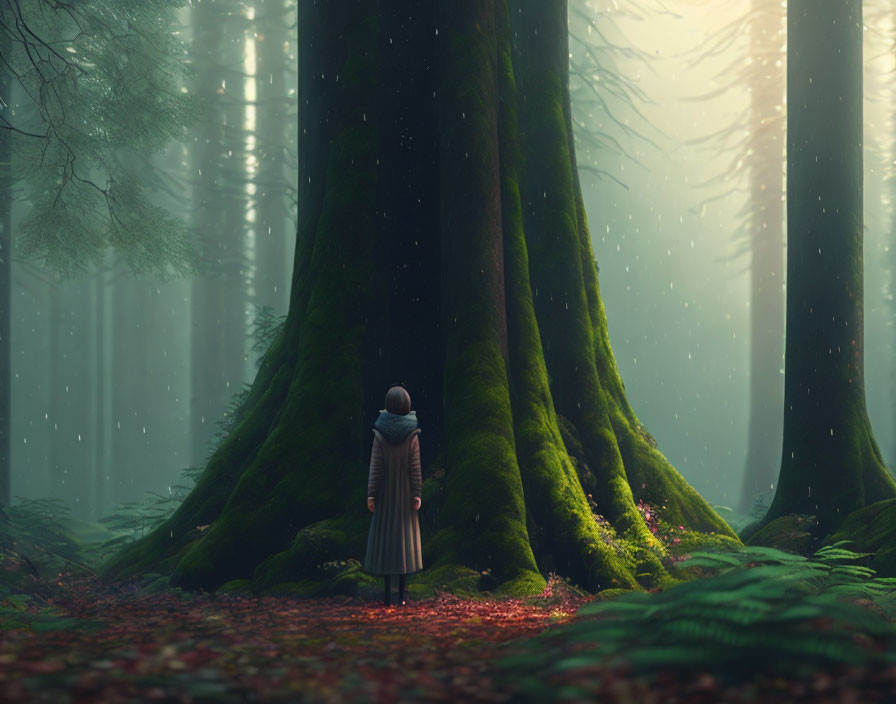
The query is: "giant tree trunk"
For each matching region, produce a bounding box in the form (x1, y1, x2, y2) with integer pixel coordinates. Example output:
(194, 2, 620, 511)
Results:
(738, 0, 785, 514)
(761, 0, 896, 533)
(105, 0, 736, 594)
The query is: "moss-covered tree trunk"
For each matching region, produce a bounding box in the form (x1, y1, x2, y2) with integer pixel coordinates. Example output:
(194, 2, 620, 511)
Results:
(759, 0, 896, 534)
(104, 0, 736, 595)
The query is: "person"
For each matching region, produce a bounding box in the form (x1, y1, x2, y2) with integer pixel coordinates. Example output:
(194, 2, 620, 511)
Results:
(363, 385, 423, 606)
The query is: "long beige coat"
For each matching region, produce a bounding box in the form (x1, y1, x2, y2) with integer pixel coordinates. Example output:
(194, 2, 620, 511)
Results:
(363, 428, 423, 575)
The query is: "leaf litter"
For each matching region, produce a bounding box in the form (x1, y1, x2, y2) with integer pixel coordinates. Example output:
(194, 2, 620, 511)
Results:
(2, 566, 896, 703)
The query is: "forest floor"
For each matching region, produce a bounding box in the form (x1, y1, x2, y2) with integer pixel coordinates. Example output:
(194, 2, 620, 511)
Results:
(3, 571, 896, 704)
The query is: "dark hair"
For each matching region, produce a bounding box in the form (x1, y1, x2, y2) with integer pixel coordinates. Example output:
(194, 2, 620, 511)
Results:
(385, 385, 412, 415)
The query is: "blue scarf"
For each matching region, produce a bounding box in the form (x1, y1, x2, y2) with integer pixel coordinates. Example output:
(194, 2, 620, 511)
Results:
(374, 410, 419, 444)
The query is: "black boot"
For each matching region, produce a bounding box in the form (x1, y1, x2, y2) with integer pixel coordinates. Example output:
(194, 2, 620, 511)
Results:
(398, 574, 406, 606)
(383, 575, 391, 606)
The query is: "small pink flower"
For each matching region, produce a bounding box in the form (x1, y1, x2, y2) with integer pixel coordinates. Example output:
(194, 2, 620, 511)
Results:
(673, 537, 681, 544)
(644, 512, 651, 521)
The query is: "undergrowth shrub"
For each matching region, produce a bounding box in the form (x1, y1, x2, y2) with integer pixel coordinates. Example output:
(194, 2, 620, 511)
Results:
(495, 542, 896, 698)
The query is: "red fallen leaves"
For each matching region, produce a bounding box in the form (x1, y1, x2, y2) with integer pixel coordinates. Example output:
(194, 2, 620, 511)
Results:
(0, 575, 587, 703)
(4, 574, 896, 703)
(636, 499, 689, 547)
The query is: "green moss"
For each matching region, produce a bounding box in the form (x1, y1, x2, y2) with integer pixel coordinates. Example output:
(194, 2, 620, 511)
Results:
(439, 338, 536, 580)
(408, 563, 485, 599)
(614, 411, 739, 539)
(266, 561, 378, 599)
(669, 529, 742, 555)
(436, 4, 539, 586)
(167, 114, 381, 592)
(250, 516, 369, 592)
(495, 0, 642, 594)
(767, 406, 896, 534)
(826, 499, 896, 576)
(269, 580, 320, 598)
(746, 514, 820, 556)
(506, 0, 737, 585)
(218, 579, 252, 594)
(494, 570, 547, 597)
(425, 527, 459, 569)
(511, 33, 665, 559)
(332, 567, 379, 596)
(595, 587, 633, 600)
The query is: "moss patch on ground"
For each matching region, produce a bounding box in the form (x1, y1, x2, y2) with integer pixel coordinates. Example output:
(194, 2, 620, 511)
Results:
(745, 514, 821, 556)
(265, 562, 514, 602)
(826, 499, 896, 577)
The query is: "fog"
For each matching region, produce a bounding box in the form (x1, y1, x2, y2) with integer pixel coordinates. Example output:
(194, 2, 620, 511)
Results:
(574, 0, 894, 508)
(8, 0, 894, 520)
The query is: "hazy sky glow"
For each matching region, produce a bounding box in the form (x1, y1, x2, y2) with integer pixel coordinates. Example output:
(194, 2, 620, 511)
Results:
(579, 0, 894, 506)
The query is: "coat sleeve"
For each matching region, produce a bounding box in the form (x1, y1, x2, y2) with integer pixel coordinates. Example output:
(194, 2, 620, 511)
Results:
(367, 434, 383, 498)
(410, 434, 422, 498)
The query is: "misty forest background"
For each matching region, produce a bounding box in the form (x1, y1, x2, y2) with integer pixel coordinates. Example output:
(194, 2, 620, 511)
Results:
(4, 0, 896, 525)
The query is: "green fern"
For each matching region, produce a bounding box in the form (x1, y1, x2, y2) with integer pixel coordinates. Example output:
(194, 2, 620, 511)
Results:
(0, 499, 96, 595)
(495, 543, 896, 696)
(93, 464, 201, 559)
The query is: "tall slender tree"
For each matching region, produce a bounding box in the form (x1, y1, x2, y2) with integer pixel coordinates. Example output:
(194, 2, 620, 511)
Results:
(887, 67, 896, 473)
(885, 3, 896, 471)
(47, 281, 61, 491)
(567, 1, 662, 190)
(739, 0, 786, 514)
(110, 272, 137, 501)
(757, 0, 896, 534)
(189, 0, 252, 466)
(675, 0, 787, 514)
(105, 0, 737, 595)
(90, 261, 109, 516)
(1, 0, 196, 507)
(253, 0, 293, 317)
(0, 41, 10, 506)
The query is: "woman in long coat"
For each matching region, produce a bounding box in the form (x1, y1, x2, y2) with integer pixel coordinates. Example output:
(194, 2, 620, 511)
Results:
(364, 385, 423, 606)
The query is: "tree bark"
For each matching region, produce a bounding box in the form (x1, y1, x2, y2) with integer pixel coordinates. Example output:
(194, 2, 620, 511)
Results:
(104, 0, 737, 594)
(762, 0, 896, 533)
